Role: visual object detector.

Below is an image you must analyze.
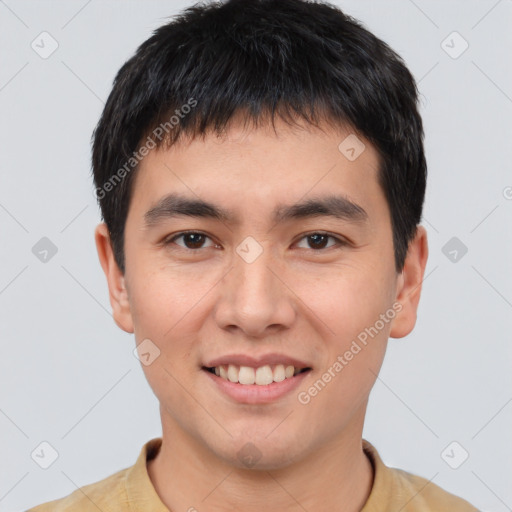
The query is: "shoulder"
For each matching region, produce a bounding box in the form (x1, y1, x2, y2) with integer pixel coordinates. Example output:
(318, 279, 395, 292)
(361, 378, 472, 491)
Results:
(390, 467, 479, 511)
(362, 440, 479, 512)
(26, 466, 130, 512)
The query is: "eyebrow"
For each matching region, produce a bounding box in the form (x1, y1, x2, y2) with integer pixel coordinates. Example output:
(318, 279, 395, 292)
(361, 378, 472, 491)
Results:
(143, 192, 368, 227)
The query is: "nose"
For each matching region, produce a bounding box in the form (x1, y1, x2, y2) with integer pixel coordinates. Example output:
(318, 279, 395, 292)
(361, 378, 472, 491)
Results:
(213, 244, 296, 338)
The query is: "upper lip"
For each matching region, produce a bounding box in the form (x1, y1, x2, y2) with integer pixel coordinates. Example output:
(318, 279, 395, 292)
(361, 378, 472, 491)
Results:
(203, 353, 311, 369)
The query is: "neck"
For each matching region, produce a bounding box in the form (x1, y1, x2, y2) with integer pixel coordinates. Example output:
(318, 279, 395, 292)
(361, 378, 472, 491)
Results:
(148, 410, 374, 512)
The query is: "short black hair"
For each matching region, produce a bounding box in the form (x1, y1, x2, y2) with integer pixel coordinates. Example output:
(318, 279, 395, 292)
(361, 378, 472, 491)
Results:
(92, 0, 426, 274)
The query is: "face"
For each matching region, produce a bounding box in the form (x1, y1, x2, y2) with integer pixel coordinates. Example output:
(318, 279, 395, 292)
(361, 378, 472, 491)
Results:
(96, 117, 427, 470)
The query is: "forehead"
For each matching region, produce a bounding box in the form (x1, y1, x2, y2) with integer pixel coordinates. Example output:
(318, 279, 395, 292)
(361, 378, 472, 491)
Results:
(130, 117, 385, 225)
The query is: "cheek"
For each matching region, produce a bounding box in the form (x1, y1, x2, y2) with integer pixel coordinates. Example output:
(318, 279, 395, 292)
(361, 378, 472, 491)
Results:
(127, 268, 201, 414)
(126, 262, 210, 340)
(292, 262, 394, 405)
(294, 260, 396, 343)
(295, 287, 390, 430)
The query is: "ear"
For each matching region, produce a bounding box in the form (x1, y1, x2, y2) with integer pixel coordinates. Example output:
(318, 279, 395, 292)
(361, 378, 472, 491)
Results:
(94, 223, 134, 333)
(389, 225, 428, 339)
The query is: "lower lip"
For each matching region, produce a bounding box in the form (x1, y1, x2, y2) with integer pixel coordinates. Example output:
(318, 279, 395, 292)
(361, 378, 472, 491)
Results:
(202, 368, 311, 404)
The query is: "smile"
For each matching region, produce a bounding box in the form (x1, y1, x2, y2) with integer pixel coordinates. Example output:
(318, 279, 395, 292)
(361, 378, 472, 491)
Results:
(205, 364, 311, 386)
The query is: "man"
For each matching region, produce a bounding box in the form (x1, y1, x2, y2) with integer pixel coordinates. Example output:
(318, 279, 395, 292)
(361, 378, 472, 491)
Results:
(28, 0, 478, 510)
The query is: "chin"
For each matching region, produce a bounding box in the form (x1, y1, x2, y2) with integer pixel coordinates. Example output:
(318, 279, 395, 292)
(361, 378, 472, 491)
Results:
(211, 431, 306, 471)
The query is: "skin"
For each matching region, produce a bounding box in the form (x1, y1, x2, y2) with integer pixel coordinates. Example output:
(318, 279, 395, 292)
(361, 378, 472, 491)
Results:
(95, 116, 428, 512)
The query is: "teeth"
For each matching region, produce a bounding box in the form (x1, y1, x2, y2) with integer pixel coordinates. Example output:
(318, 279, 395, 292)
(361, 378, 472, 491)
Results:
(227, 364, 239, 383)
(211, 363, 307, 385)
(239, 366, 255, 385)
(273, 364, 285, 382)
(255, 365, 273, 385)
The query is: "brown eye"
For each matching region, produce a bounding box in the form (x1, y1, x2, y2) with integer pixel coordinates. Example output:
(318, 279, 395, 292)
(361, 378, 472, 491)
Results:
(306, 234, 330, 249)
(296, 232, 344, 250)
(166, 232, 216, 250)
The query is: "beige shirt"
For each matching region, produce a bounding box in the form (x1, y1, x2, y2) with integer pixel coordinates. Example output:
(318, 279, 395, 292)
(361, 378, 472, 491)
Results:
(27, 438, 478, 511)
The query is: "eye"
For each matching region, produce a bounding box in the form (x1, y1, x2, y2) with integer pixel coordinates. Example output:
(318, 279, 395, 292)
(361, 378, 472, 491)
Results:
(163, 231, 348, 252)
(164, 231, 218, 250)
(295, 232, 347, 250)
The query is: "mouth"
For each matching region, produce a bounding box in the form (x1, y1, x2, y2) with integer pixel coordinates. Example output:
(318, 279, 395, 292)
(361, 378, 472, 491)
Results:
(202, 364, 312, 386)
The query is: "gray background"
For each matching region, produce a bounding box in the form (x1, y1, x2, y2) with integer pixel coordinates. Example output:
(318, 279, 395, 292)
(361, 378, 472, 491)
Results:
(1, 0, 511, 510)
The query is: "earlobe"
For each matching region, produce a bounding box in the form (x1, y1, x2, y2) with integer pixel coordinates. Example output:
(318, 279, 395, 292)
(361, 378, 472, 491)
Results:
(389, 225, 428, 339)
(94, 223, 134, 334)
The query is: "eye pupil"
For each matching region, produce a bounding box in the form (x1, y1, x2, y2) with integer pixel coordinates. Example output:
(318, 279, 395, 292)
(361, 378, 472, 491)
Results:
(308, 234, 328, 249)
(184, 233, 205, 249)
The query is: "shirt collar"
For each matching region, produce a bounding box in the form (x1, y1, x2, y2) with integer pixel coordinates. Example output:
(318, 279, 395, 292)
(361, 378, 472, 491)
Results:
(361, 439, 396, 511)
(124, 437, 168, 511)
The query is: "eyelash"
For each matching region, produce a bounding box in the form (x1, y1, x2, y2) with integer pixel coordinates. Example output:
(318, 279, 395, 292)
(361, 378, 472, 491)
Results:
(163, 230, 348, 252)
